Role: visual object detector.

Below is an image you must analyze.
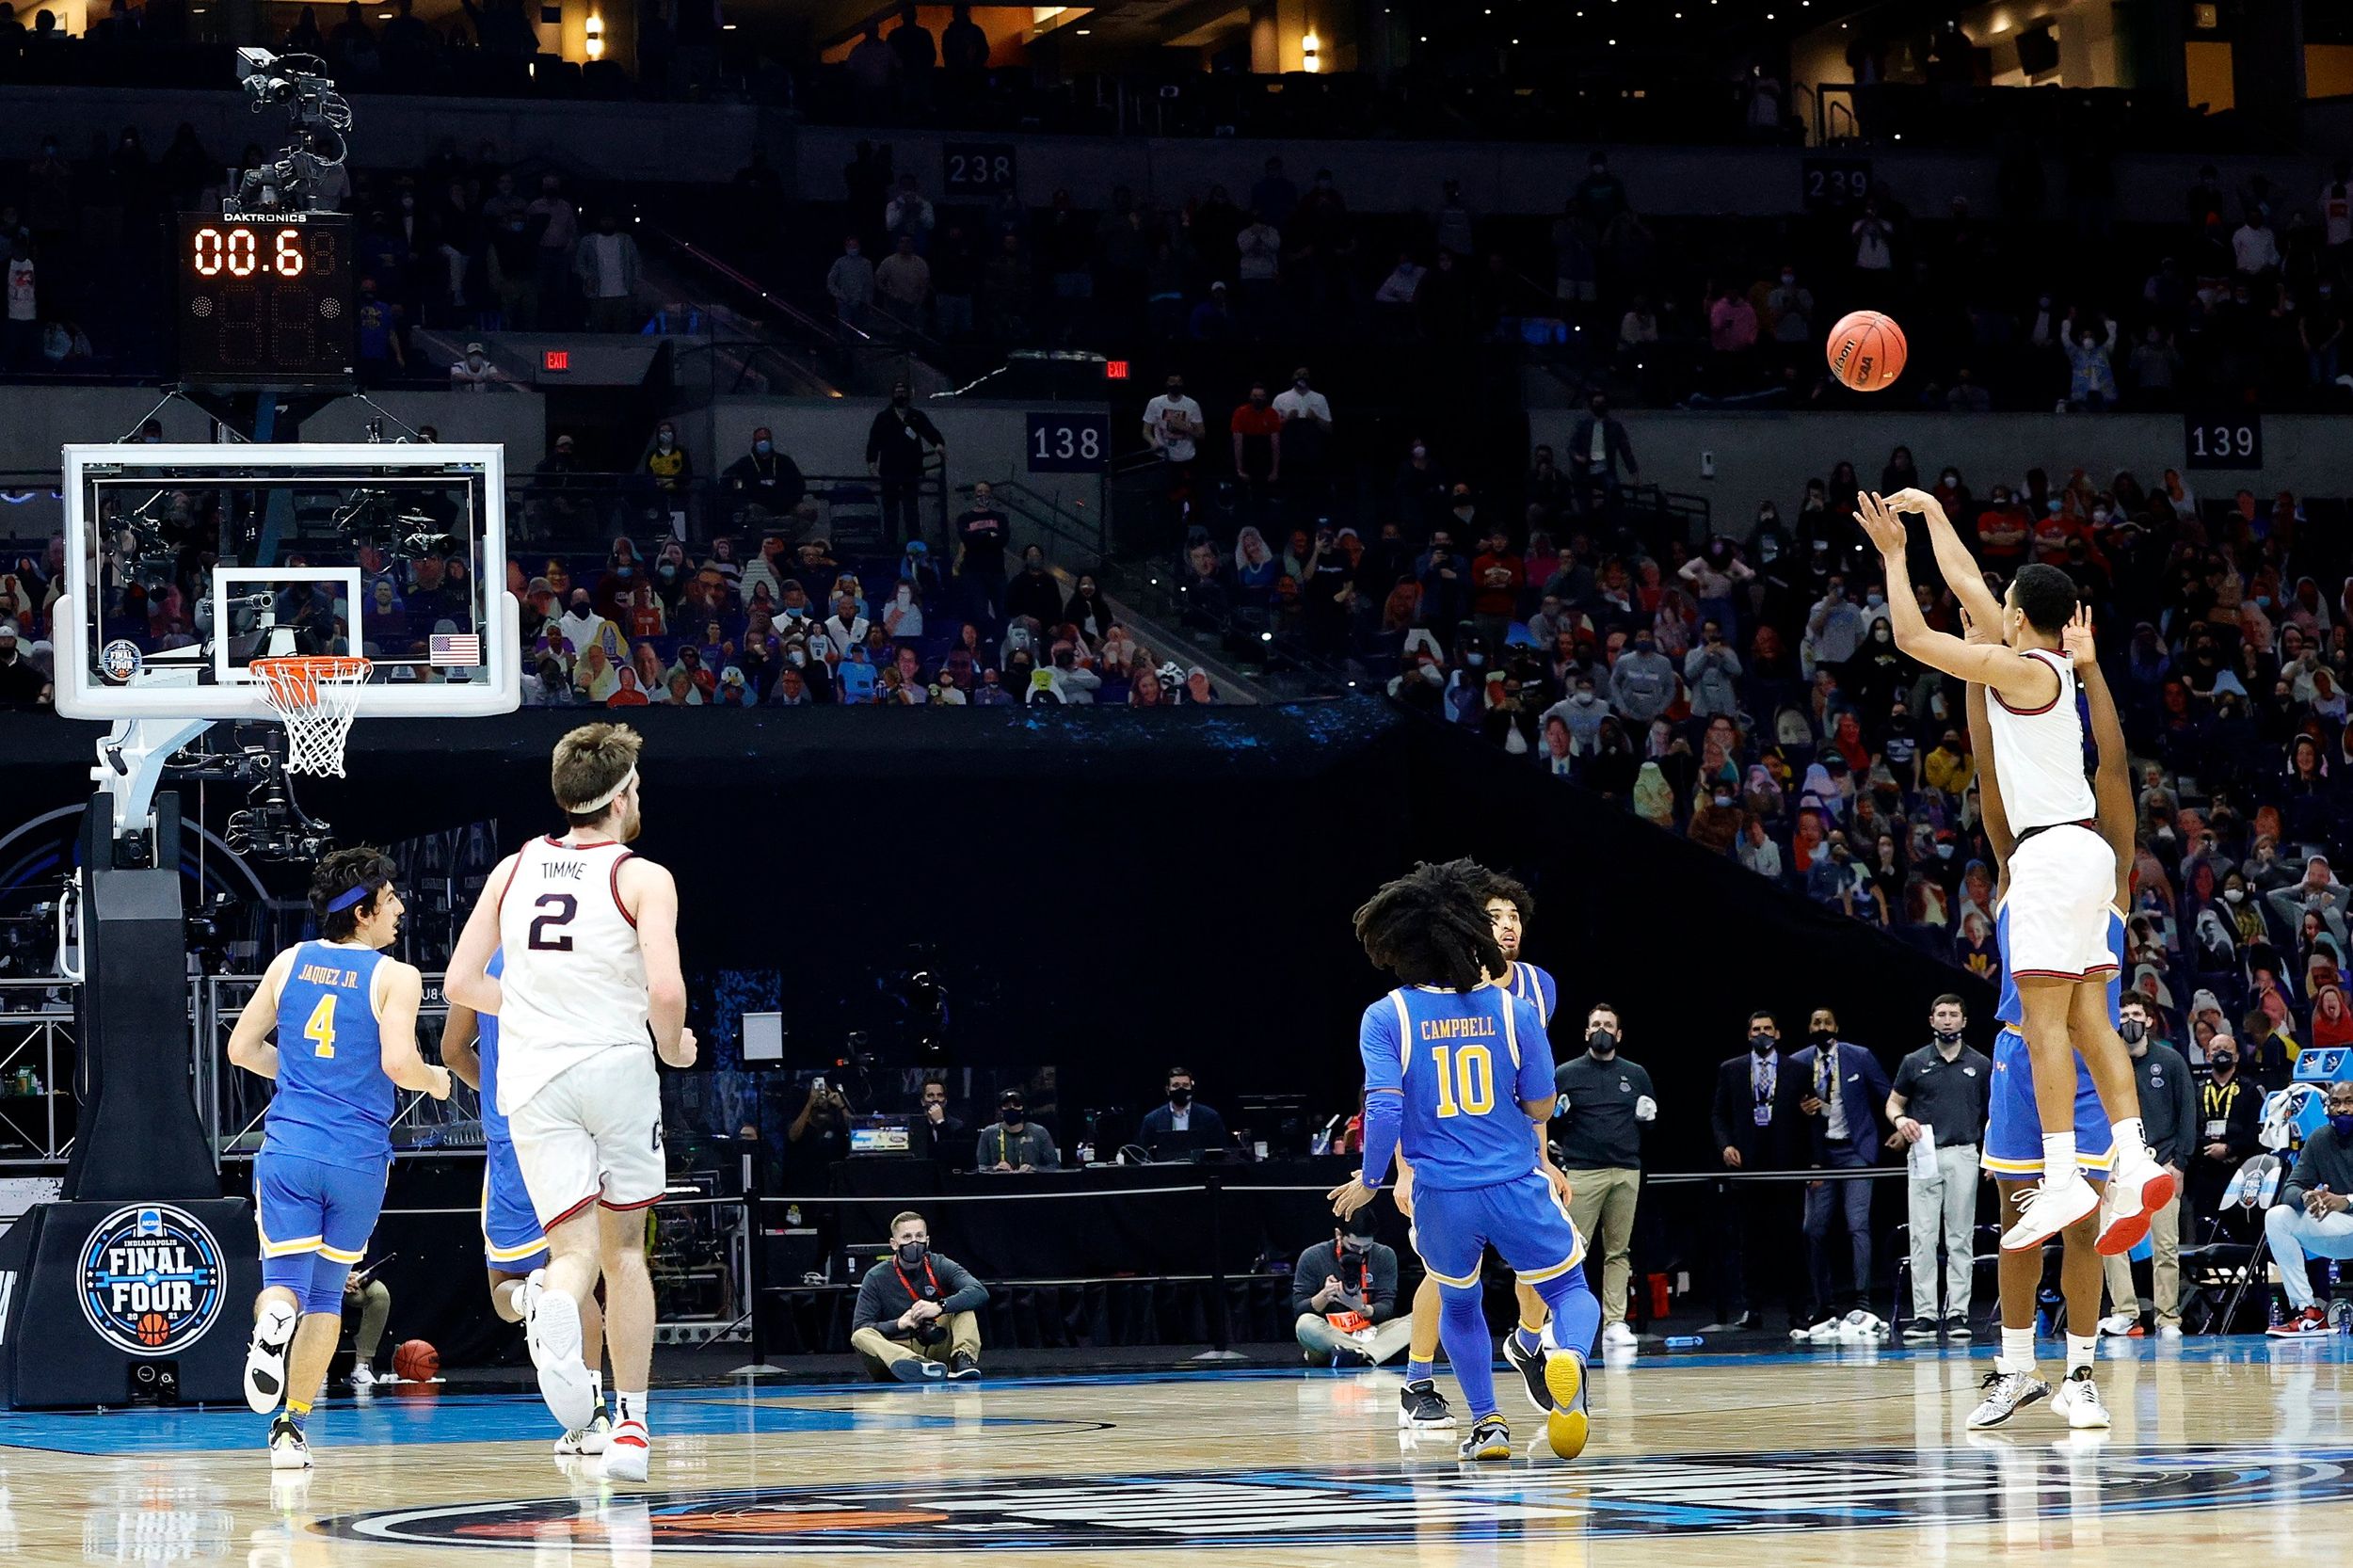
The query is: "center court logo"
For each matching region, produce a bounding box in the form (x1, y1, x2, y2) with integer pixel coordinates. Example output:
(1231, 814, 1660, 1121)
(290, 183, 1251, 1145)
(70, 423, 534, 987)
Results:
(78, 1204, 227, 1356)
(323, 1446, 2353, 1552)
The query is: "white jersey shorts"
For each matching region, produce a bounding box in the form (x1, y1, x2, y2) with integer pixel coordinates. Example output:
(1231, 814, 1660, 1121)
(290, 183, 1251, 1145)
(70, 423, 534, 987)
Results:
(506, 1045, 666, 1226)
(2003, 824, 2118, 983)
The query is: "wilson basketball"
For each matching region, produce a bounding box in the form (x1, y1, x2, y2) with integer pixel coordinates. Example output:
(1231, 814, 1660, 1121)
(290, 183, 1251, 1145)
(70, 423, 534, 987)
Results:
(136, 1312, 170, 1347)
(1826, 310, 1908, 392)
(392, 1339, 440, 1383)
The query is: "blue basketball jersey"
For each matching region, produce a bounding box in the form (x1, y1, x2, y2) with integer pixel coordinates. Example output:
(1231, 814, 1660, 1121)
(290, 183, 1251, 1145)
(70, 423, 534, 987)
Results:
(1360, 984, 1555, 1191)
(1504, 959, 1557, 1025)
(264, 941, 394, 1170)
(1994, 905, 2125, 1028)
(476, 949, 510, 1144)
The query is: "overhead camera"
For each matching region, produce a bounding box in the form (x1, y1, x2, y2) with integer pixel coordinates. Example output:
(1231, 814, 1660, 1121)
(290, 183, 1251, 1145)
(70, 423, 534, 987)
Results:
(231, 48, 353, 216)
(174, 724, 337, 864)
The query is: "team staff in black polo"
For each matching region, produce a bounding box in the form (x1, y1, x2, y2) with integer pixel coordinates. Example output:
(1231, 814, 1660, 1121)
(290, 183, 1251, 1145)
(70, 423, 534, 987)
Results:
(1887, 992, 1993, 1341)
(1553, 1002, 1655, 1350)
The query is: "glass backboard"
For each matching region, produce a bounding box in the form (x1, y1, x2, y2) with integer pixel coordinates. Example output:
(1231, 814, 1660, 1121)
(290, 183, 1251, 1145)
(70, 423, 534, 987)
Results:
(56, 443, 516, 720)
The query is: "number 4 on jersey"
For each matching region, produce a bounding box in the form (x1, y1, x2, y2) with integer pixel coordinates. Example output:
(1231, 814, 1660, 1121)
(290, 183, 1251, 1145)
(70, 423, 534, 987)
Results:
(304, 994, 337, 1058)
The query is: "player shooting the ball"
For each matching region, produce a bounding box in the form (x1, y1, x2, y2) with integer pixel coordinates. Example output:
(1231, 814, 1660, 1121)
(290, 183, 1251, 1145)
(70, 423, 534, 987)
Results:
(1853, 489, 2172, 1256)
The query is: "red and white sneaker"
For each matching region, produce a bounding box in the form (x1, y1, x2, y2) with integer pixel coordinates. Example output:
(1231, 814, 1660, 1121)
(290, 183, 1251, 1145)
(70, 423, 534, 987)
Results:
(2001, 1174, 2102, 1252)
(601, 1418, 650, 1482)
(2266, 1306, 2330, 1338)
(2096, 1156, 2176, 1256)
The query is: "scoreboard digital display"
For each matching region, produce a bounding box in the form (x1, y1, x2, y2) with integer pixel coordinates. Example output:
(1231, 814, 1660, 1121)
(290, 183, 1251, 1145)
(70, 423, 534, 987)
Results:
(176, 211, 357, 389)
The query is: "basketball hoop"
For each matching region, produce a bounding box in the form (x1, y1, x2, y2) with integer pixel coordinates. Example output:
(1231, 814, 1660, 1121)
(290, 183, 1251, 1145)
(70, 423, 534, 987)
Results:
(249, 655, 373, 777)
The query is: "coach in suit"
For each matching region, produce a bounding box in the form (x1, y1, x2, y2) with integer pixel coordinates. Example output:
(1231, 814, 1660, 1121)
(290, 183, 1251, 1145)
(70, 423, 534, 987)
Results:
(1709, 1009, 1809, 1329)
(1790, 1005, 1895, 1324)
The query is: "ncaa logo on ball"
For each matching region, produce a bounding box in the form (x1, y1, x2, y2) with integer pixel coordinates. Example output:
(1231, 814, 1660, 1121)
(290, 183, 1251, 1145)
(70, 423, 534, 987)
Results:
(99, 639, 144, 684)
(79, 1204, 227, 1356)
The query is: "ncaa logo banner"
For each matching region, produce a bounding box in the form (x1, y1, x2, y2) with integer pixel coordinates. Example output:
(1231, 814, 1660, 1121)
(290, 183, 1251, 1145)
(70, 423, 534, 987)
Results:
(78, 1204, 228, 1356)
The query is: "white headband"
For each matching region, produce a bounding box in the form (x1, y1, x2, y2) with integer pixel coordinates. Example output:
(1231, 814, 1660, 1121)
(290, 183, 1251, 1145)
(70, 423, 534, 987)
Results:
(569, 765, 637, 816)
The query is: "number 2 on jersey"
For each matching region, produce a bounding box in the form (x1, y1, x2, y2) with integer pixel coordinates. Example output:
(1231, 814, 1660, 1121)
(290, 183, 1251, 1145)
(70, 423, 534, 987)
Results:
(529, 893, 577, 951)
(1428, 1043, 1495, 1117)
(304, 994, 337, 1058)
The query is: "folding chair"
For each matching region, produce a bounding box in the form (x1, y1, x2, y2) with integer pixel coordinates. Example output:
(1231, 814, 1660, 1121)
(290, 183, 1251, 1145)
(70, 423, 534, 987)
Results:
(2179, 1154, 2283, 1334)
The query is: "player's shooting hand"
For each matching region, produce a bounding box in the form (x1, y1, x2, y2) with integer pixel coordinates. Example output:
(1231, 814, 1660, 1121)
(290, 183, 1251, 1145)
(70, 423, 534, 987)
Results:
(2061, 605, 2096, 669)
(1854, 492, 1908, 557)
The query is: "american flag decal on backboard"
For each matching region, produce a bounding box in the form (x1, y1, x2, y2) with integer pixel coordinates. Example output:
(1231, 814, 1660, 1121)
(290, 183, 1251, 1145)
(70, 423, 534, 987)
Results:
(428, 632, 482, 666)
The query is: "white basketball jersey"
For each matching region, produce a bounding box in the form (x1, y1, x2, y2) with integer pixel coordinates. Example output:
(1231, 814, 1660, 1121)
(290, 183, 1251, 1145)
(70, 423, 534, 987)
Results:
(492, 835, 651, 1115)
(1986, 647, 2098, 833)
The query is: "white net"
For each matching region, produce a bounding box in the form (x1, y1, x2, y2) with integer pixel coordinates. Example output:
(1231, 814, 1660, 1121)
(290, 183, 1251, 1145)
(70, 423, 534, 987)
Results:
(250, 657, 373, 777)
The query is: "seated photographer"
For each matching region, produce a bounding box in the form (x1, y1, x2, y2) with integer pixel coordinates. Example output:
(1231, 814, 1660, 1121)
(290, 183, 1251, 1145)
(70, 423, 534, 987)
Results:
(2264, 1079, 2353, 1337)
(1292, 1208, 1411, 1367)
(976, 1088, 1060, 1171)
(850, 1210, 988, 1382)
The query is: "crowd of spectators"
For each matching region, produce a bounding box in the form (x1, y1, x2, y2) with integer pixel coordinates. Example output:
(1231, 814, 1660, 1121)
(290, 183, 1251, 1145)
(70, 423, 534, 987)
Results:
(783, 142, 2353, 417)
(0, 393, 1236, 711)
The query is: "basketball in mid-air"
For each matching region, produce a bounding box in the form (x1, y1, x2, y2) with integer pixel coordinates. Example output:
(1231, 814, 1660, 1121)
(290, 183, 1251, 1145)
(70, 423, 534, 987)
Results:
(1826, 310, 1908, 392)
(392, 1339, 440, 1383)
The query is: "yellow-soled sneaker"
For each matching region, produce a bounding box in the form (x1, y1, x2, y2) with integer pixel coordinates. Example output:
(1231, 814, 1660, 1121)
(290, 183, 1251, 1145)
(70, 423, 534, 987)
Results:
(1544, 1348, 1591, 1459)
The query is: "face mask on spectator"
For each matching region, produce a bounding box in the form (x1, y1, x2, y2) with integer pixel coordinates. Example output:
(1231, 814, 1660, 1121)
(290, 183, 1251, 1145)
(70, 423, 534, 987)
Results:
(1587, 1030, 1618, 1056)
(1750, 1032, 1775, 1054)
(1339, 1232, 1372, 1255)
(1001, 1103, 1025, 1126)
(2331, 1112, 2353, 1138)
(1168, 1086, 1193, 1108)
(895, 1240, 928, 1270)
(2225, 888, 2244, 903)
(2120, 1018, 2147, 1045)
(1809, 1027, 1835, 1047)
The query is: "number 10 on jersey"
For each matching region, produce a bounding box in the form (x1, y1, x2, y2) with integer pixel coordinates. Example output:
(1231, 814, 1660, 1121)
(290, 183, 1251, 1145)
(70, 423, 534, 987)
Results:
(1428, 1042, 1496, 1117)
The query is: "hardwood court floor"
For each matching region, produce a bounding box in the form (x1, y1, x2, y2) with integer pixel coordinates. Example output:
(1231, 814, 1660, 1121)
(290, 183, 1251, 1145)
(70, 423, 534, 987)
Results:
(8, 1340, 2351, 1564)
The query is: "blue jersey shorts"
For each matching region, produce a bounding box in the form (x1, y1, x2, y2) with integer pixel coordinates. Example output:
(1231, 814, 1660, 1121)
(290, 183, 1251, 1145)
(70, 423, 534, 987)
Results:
(1407, 1169, 1586, 1289)
(256, 1149, 387, 1266)
(481, 1137, 550, 1272)
(1981, 1027, 2115, 1179)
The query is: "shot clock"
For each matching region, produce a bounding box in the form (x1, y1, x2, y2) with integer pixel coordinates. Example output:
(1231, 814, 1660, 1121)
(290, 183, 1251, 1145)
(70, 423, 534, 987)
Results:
(176, 211, 357, 388)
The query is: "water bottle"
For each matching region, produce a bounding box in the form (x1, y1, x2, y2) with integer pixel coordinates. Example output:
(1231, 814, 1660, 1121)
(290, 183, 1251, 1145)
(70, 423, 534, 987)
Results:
(1663, 1335, 1705, 1350)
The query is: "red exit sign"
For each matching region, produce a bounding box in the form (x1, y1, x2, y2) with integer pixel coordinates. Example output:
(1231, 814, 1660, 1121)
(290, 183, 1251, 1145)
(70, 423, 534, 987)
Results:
(543, 349, 571, 373)
(1103, 360, 1129, 380)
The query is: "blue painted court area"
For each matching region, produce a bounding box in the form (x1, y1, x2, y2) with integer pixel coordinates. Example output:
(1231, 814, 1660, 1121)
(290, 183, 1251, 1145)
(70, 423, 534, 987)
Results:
(0, 1337, 2339, 1454)
(0, 1386, 1096, 1455)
